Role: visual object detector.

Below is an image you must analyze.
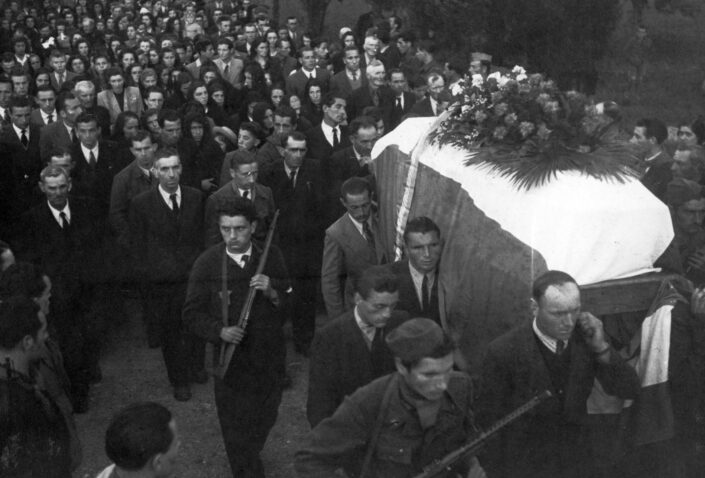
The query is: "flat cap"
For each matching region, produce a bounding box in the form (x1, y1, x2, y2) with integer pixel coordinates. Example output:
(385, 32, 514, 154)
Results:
(386, 318, 444, 362)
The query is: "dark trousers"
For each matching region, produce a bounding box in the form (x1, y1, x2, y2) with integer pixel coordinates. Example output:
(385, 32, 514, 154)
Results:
(283, 242, 320, 351)
(214, 377, 283, 478)
(144, 282, 204, 386)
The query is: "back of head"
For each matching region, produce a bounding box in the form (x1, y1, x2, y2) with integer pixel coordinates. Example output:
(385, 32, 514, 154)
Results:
(0, 295, 41, 350)
(105, 402, 174, 471)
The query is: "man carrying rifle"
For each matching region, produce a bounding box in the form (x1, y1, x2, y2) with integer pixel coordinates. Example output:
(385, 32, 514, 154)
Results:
(183, 198, 290, 478)
(295, 318, 486, 478)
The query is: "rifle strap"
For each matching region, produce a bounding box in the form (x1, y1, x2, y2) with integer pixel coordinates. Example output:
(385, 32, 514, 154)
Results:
(359, 373, 399, 478)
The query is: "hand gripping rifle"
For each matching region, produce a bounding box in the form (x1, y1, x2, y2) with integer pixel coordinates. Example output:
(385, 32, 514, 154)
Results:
(411, 390, 553, 478)
(214, 210, 280, 379)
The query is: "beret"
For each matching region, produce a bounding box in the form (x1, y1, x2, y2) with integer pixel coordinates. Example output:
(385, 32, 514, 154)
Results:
(386, 318, 444, 362)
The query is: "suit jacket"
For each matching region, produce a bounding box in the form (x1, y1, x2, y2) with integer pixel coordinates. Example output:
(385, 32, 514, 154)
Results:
(305, 123, 351, 183)
(128, 186, 204, 283)
(185, 59, 203, 80)
(49, 71, 76, 92)
(347, 85, 395, 126)
(385, 259, 440, 326)
(321, 213, 387, 318)
(96, 87, 144, 126)
(21, 196, 107, 306)
(389, 92, 416, 129)
(0, 124, 42, 217)
(30, 108, 56, 129)
(109, 159, 156, 245)
(476, 322, 640, 478)
(214, 57, 245, 89)
(39, 120, 75, 162)
(407, 96, 436, 118)
(306, 308, 409, 427)
(329, 70, 367, 101)
(286, 68, 331, 99)
(204, 181, 275, 247)
(278, 54, 298, 77)
(70, 140, 119, 213)
(641, 151, 672, 201)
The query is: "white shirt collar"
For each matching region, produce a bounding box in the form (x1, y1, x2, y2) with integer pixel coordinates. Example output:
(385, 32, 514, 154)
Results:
(347, 214, 369, 239)
(237, 186, 254, 199)
(321, 121, 338, 146)
(41, 109, 56, 121)
(47, 200, 70, 226)
(354, 306, 376, 345)
(12, 123, 28, 140)
(158, 185, 181, 209)
(226, 244, 253, 268)
(80, 143, 99, 161)
(532, 317, 566, 354)
(408, 261, 435, 306)
(430, 96, 439, 115)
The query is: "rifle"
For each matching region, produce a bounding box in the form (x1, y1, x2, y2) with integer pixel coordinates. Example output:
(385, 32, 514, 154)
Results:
(214, 210, 280, 379)
(412, 390, 553, 478)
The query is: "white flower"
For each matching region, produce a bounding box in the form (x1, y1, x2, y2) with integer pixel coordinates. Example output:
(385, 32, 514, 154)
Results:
(488, 72, 510, 88)
(487, 72, 503, 82)
(450, 82, 464, 96)
(461, 104, 472, 114)
(471, 74, 484, 88)
(512, 65, 526, 76)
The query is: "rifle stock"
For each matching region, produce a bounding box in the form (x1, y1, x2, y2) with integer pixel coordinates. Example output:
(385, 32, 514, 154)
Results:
(411, 390, 552, 478)
(213, 210, 280, 379)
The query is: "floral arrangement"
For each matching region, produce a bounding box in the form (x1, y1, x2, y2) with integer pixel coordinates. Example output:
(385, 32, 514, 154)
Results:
(430, 66, 638, 190)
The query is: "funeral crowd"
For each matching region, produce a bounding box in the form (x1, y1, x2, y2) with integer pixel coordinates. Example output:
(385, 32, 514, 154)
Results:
(0, 1, 703, 478)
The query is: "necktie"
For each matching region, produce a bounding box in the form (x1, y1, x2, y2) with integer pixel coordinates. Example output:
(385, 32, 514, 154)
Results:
(351, 71, 357, 81)
(556, 340, 566, 355)
(170, 193, 179, 216)
(242, 190, 249, 200)
(47, 113, 54, 124)
(241, 254, 249, 268)
(89, 151, 96, 165)
(2, 109, 9, 123)
(70, 128, 78, 144)
(332, 127, 339, 148)
(20, 129, 28, 148)
(224, 63, 229, 76)
(396, 97, 402, 110)
(422, 274, 430, 312)
(362, 221, 375, 251)
(370, 327, 386, 376)
(59, 211, 69, 229)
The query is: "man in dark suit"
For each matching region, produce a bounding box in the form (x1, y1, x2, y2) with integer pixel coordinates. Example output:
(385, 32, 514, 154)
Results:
(329, 46, 366, 101)
(631, 118, 672, 201)
(385, 216, 442, 326)
(286, 47, 331, 99)
(48, 50, 76, 92)
(70, 112, 119, 215)
(475, 270, 640, 478)
(408, 72, 445, 118)
(157, 109, 206, 193)
(307, 265, 409, 427)
(327, 115, 377, 224)
(305, 92, 351, 187)
(39, 90, 83, 162)
(21, 165, 107, 412)
(347, 60, 394, 127)
(388, 69, 416, 129)
(0, 95, 42, 237)
(129, 148, 205, 401)
(321, 177, 387, 319)
(205, 150, 276, 247)
(73, 80, 113, 140)
(183, 198, 290, 478)
(260, 132, 324, 356)
(31, 85, 57, 129)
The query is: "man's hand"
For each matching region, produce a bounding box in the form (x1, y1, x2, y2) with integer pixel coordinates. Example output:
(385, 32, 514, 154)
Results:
(251, 273, 277, 301)
(687, 249, 705, 272)
(220, 325, 245, 344)
(691, 287, 705, 317)
(201, 177, 217, 192)
(577, 312, 609, 354)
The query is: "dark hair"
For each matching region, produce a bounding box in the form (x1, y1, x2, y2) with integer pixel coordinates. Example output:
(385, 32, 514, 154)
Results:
(635, 118, 668, 145)
(274, 104, 296, 122)
(75, 112, 98, 128)
(690, 117, 705, 145)
(216, 37, 233, 49)
(0, 296, 41, 349)
(183, 112, 210, 141)
(341, 176, 372, 199)
(154, 147, 180, 164)
(531, 270, 578, 303)
(397, 30, 416, 44)
(322, 91, 345, 108)
(130, 130, 152, 146)
(195, 39, 213, 54)
(105, 402, 174, 471)
(8, 94, 31, 110)
(400, 333, 455, 370)
(216, 197, 257, 223)
(355, 265, 398, 299)
(113, 111, 140, 141)
(403, 216, 441, 243)
(238, 121, 264, 143)
(348, 115, 377, 136)
(158, 108, 181, 127)
(280, 130, 307, 147)
(0, 262, 45, 300)
(105, 66, 124, 82)
(56, 90, 78, 113)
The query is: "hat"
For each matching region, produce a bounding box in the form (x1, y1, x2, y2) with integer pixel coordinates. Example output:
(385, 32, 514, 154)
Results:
(471, 52, 492, 63)
(386, 318, 445, 362)
(339, 27, 353, 39)
(666, 178, 703, 207)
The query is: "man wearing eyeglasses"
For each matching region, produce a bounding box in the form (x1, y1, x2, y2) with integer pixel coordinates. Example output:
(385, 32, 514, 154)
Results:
(204, 149, 275, 247)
